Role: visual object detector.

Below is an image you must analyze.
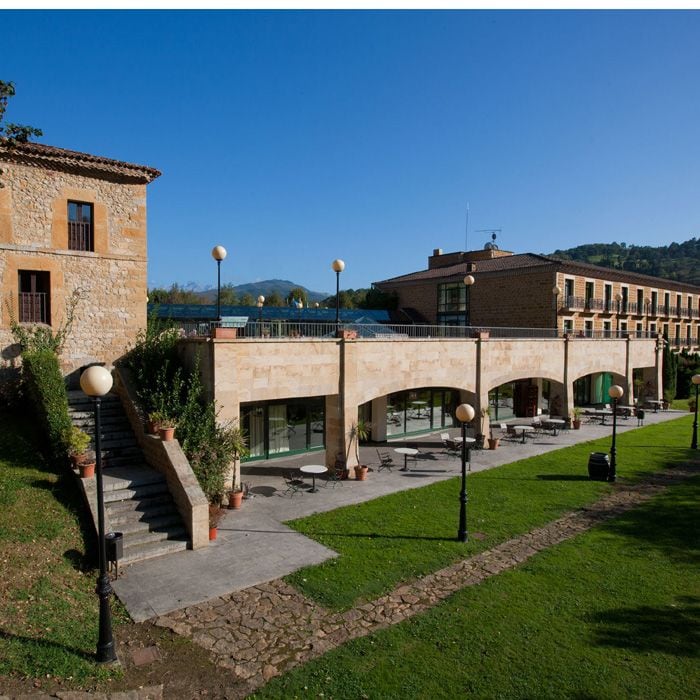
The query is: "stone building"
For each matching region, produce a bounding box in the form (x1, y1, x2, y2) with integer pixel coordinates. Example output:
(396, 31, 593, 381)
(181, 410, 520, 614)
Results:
(373, 245, 700, 349)
(0, 140, 160, 375)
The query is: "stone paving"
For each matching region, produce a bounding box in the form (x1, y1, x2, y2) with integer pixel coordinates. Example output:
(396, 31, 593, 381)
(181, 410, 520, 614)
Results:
(150, 465, 698, 698)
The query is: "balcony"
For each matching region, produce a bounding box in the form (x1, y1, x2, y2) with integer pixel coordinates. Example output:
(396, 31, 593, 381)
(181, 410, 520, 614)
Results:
(68, 220, 93, 251)
(19, 292, 49, 324)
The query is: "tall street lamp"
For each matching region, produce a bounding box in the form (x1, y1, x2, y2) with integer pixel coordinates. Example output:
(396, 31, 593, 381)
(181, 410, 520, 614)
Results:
(211, 245, 227, 324)
(455, 402, 475, 542)
(552, 285, 561, 337)
(257, 295, 265, 337)
(79, 365, 117, 663)
(331, 259, 345, 333)
(464, 274, 475, 331)
(691, 374, 700, 449)
(608, 384, 624, 482)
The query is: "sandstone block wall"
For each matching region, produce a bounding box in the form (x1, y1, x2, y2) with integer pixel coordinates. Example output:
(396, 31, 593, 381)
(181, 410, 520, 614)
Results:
(0, 160, 149, 375)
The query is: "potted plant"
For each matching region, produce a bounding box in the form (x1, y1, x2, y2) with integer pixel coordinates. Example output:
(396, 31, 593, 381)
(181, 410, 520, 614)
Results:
(351, 419, 370, 480)
(65, 426, 91, 467)
(571, 406, 583, 429)
(487, 425, 500, 450)
(209, 504, 224, 540)
(146, 410, 164, 435)
(228, 487, 244, 509)
(77, 449, 97, 478)
(158, 416, 177, 442)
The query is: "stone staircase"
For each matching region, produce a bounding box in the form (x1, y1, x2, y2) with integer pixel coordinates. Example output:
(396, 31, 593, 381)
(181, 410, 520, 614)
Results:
(67, 390, 190, 565)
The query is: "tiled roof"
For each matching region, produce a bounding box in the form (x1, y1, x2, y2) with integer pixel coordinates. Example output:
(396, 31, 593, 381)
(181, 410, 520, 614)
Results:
(375, 252, 700, 293)
(374, 253, 554, 285)
(0, 139, 161, 183)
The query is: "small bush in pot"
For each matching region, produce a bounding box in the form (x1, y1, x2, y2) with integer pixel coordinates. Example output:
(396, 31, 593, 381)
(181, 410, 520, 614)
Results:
(65, 426, 91, 467)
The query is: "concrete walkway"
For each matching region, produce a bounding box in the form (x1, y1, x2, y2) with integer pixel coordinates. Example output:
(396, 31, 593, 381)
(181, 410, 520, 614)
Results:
(113, 409, 685, 622)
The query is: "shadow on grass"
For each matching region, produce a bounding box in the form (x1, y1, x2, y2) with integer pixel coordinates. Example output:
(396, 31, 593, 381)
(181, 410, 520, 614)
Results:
(227, 526, 456, 542)
(590, 596, 700, 658)
(603, 479, 700, 565)
(0, 628, 95, 663)
(536, 475, 591, 481)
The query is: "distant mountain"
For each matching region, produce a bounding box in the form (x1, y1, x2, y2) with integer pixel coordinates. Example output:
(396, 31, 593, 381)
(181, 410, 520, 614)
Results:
(195, 279, 330, 303)
(550, 238, 700, 286)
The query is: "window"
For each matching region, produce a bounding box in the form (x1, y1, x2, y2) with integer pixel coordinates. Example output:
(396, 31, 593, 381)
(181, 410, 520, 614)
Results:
(437, 283, 470, 325)
(604, 283, 613, 311)
(563, 319, 573, 334)
(636, 322, 643, 338)
(636, 289, 644, 313)
(584, 320, 593, 337)
(650, 323, 657, 335)
(585, 281, 594, 304)
(651, 291, 658, 314)
(68, 201, 94, 251)
(603, 320, 612, 338)
(621, 287, 629, 312)
(18, 270, 51, 324)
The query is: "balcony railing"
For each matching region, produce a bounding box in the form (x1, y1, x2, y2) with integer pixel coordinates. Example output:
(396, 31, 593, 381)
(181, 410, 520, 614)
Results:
(171, 320, 664, 341)
(68, 220, 93, 251)
(19, 292, 49, 324)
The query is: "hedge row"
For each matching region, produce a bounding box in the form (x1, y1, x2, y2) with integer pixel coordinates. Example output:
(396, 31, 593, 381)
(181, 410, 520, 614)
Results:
(21, 349, 71, 464)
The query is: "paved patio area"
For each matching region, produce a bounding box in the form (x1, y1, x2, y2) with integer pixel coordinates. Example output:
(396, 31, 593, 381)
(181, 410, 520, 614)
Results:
(113, 409, 684, 622)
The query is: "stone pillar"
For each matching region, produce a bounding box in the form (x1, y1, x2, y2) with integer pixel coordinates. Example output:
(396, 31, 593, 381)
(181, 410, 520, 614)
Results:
(562, 336, 573, 418)
(325, 393, 343, 469)
(625, 335, 634, 404)
(371, 395, 388, 442)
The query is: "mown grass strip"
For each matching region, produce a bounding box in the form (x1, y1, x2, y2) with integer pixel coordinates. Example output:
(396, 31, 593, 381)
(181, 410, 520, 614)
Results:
(285, 417, 692, 610)
(0, 410, 124, 684)
(260, 475, 700, 699)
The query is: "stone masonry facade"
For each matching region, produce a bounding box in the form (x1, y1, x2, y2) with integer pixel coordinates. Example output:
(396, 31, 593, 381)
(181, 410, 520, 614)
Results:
(0, 142, 160, 376)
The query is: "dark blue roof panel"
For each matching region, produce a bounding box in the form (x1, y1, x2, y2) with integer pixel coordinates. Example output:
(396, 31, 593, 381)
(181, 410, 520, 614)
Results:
(150, 304, 390, 323)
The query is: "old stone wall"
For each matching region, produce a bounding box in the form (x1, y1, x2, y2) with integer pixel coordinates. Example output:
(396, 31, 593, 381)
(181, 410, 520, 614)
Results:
(0, 160, 148, 374)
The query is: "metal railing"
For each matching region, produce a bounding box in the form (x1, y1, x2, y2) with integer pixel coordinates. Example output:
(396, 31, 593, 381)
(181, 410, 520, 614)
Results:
(171, 320, 668, 341)
(19, 292, 49, 323)
(68, 220, 93, 251)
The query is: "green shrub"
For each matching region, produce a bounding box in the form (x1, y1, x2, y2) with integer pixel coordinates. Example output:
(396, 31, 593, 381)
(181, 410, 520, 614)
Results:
(125, 315, 248, 503)
(21, 349, 71, 464)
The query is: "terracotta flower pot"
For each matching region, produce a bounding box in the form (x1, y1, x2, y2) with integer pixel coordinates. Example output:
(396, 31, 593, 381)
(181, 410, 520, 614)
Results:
(146, 420, 159, 435)
(209, 526, 217, 541)
(228, 490, 244, 509)
(572, 420, 582, 430)
(488, 438, 500, 450)
(79, 461, 95, 478)
(354, 465, 368, 481)
(159, 426, 175, 441)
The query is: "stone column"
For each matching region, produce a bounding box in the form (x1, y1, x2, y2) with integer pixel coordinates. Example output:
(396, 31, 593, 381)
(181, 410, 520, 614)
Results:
(371, 396, 388, 442)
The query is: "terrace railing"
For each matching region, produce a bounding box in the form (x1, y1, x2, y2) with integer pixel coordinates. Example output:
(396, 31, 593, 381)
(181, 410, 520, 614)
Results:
(171, 320, 662, 341)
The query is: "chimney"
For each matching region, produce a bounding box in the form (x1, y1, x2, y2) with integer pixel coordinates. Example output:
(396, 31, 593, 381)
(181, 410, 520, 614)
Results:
(433, 248, 443, 256)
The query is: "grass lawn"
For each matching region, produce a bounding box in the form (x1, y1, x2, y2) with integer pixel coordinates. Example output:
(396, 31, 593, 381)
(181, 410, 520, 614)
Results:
(0, 409, 125, 685)
(256, 476, 700, 699)
(285, 417, 694, 610)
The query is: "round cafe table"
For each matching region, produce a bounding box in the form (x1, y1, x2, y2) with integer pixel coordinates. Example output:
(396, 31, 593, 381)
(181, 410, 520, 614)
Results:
(300, 464, 327, 493)
(394, 447, 419, 471)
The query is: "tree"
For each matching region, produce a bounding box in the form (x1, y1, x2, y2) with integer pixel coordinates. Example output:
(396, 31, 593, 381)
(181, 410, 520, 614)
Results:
(267, 291, 283, 307)
(240, 293, 254, 306)
(219, 284, 238, 306)
(0, 80, 43, 187)
(286, 287, 308, 307)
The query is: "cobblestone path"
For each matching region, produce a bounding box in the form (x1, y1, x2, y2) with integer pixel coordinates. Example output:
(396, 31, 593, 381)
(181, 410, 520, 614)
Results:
(152, 467, 697, 697)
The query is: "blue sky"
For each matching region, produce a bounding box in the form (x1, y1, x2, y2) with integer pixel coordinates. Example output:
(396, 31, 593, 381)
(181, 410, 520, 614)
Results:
(2, 9, 699, 294)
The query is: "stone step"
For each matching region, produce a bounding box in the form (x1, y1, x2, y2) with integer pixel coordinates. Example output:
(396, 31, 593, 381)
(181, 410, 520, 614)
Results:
(106, 491, 175, 515)
(107, 500, 178, 525)
(116, 511, 185, 537)
(102, 466, 167, 491)
(120, 537, 189, 565)
(103, 481, 170, 503)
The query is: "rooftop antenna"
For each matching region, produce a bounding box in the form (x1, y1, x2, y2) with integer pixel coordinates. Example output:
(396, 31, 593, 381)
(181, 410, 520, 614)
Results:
(475, 229, 502, 250)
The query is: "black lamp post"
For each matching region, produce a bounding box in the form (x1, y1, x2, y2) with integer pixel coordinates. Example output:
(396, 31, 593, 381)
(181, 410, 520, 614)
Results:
(608, 384, 624, 482)
(455, 402, 475, 542)
(331, 259, 345, 334)
(257, 295, 265, 336)
(691, 374, 700, 449)
(79, 366, 117, 663)
(552, 285, 561, 337)
(463, 274, 474, 332)
(211, 245, 227, 324)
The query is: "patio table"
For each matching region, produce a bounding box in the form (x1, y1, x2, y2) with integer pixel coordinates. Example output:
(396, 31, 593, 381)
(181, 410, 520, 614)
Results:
(394, 447, 419, 471)
(512, 425, 535, 443)
(299, 464, 327, 493)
